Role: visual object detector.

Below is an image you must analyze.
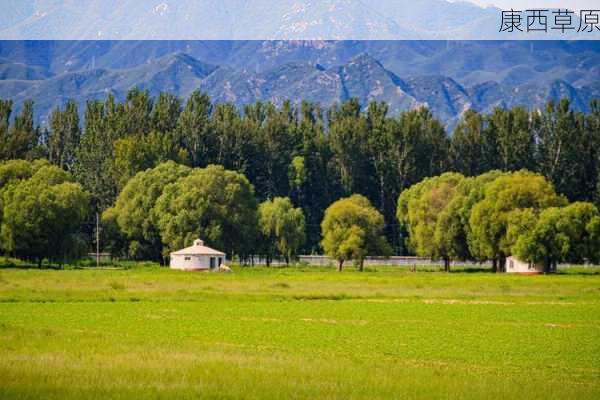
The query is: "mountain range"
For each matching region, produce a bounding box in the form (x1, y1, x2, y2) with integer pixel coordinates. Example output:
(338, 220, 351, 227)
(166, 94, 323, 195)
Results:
(0, 40, 598, 127)
(1, 0, 598, 40)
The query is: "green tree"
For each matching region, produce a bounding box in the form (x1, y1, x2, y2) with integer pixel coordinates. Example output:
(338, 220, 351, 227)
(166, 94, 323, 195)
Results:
(112, 132, 188, 189)
(253, 102, 299, 199)
(365, 102, 399, 245)
(0, 164, 89, 266)
(47, 100, 80, 171)
(99, 206, 128, 259)
(212, 103, 256, 176)
(0, 100, 13, 160)
(291, 102, 337, 253)
(105, 161, 191, 261)
(0, 159, 49, 188)
(469, 170, 567, 271)
(588, 215, 600, 264)
(397, 173, 465, 271)
(74, 99, 114, 211)
(321, 194, 391, 271)
(258, 197, 306, 265)
(151, 93, 182, 133)
(3, 101, 41, 160)
(435, 171, 508, 264)
(176, 91, 213, 167)
(153, 165, 258, 260)
(123, 88, 153, 137)
(557, 202, 600, 264)
(450, 110, 492, 176)
(514, 202, 600, 272)
(0, 159, 51, 231)
(535, 99, 591, 202)
(585, 100, 600, 206)
(488, 106, 535, 172)
(328, 99, 371, 196)
(393, 107, 449, 190)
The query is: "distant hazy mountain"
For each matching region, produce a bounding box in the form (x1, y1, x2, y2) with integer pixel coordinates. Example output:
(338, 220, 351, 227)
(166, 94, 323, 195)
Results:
(1, 40, 598, 86)
(0, 40, 597, 127)
(1, 0, 597, 40)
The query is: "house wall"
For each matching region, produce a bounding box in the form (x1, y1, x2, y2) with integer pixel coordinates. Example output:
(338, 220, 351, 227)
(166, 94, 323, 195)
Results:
(170, 255, 224, 270)
(506, 257, 544, 274)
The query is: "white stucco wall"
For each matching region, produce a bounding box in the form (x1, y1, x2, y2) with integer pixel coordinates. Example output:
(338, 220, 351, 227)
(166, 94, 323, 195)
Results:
(506, 257, 544, 274)
(170, 255, 224, 270)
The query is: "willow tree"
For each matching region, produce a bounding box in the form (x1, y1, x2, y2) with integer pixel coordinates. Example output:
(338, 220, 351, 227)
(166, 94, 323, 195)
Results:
(397, 172, 465, 271)
(513, 202, 600, 272)
(258, 197, 306, 265)
(153, 165, 259, 260)
(0, 164, 89, 266)
(103, 161, 191, 261)
(321, 194, 390, 272)
(469, 170, 567, 272)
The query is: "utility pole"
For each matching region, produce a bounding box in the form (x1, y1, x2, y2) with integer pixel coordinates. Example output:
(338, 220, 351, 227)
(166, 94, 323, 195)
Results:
(96, 212, 100, 268)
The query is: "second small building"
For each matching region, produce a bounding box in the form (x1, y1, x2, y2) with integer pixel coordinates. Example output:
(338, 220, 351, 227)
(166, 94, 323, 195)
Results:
(506, 256, 545, 274)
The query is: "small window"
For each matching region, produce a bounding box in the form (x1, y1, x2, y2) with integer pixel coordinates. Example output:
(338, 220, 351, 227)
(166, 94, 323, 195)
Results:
(184, 257, 191, 261)
(509, 261, 514, 269)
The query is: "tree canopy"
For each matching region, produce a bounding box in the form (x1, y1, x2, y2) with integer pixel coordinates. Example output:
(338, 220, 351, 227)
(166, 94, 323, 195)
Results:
(0, 162, 89, 266)
(513, 202, 600, 271)
(104, 161, 191, 261)
(153, 165, 258, 259)
(0, 91, 599, 263)
(397, 172, 465, 271)
(258, 197, 306, 265)
(469, 170, 567, 270)
(321, 194, 391, 271)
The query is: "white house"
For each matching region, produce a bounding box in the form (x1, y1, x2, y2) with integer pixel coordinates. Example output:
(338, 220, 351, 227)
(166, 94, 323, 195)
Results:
(506, 256, 545, 274)
(170, 239, 225, 271)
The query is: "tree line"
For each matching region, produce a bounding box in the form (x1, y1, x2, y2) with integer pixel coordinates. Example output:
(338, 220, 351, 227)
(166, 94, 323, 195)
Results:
(398, 170, 600, 272)
(2, 158, 598, 272)
(0, 90, 598, 258)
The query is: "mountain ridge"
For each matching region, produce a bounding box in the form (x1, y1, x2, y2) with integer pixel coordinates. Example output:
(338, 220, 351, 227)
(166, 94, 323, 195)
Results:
(0, 45, 597, 128)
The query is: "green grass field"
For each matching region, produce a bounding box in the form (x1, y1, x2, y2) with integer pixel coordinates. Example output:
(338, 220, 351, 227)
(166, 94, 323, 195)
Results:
(1, 264, 599, 399)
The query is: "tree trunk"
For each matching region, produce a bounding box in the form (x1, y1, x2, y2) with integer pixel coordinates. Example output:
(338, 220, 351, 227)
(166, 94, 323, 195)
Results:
(444, 257, 451, 272)
(545, 259, 557, 274)
(338, 260, 344, 272)
(492, 259, 498, 273)
(38, 259, 42, 269)
(358, 259, 364, 272)
(499, 256, 507, 273)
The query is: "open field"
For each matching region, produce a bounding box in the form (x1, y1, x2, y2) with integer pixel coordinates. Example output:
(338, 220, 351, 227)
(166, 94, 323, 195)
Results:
(1, 264, 600, 399)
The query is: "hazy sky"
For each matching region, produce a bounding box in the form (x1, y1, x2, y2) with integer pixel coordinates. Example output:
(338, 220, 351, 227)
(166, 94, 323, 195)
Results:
(455, 1, 596, 12)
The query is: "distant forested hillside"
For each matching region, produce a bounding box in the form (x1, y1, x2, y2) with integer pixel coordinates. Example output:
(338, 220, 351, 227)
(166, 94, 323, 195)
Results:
(0, 40, 598, 127)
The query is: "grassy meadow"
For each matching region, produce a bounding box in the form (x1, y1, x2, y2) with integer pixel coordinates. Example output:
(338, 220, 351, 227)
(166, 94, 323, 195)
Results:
(1, 263, 599, 399)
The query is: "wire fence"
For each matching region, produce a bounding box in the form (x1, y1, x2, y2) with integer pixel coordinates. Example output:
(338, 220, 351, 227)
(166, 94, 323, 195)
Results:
(248, 255, 492, 267)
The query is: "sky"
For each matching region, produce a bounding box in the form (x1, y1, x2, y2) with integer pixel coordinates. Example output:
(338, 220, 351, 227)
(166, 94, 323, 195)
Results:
(458, 0, 597, 12)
